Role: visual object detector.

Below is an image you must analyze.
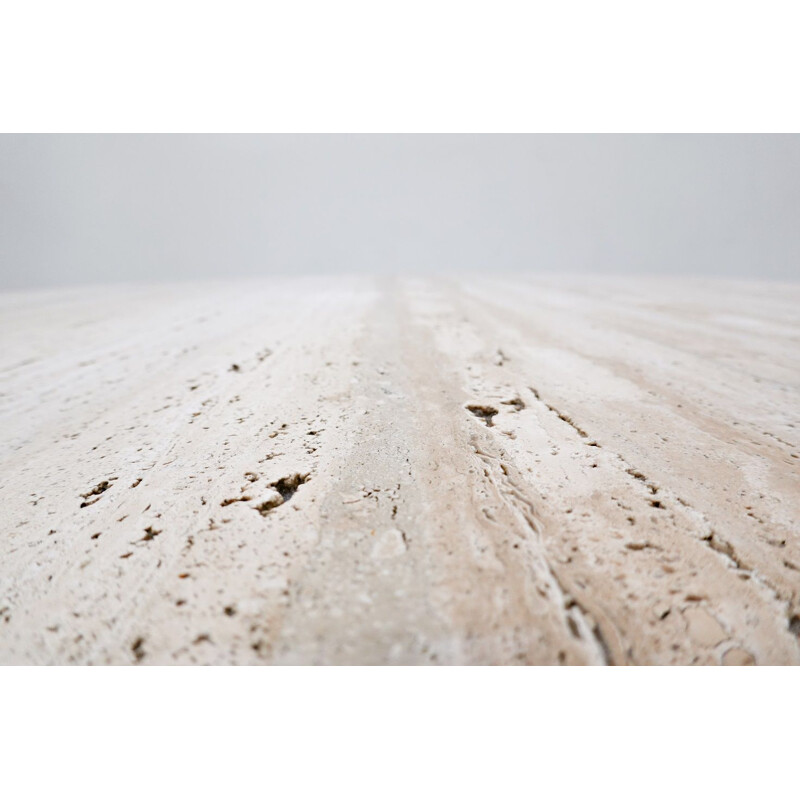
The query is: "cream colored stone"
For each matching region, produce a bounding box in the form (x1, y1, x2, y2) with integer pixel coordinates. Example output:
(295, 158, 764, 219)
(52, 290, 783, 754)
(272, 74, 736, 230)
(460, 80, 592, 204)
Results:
(0, 276, 798, 665)
(683, 607, 727, 648)
(722, 647, 757, 666)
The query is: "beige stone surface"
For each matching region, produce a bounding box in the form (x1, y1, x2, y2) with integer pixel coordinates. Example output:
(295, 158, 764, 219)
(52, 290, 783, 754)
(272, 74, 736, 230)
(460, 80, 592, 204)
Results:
(1, 276, 798, 665)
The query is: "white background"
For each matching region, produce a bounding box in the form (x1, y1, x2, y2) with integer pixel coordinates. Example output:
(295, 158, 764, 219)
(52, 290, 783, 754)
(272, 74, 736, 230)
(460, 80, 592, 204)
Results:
(2, 1, 800, 132)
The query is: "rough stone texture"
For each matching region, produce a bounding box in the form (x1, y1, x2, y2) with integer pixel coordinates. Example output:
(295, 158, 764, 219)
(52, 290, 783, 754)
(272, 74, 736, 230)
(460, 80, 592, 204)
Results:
(1, 276, 798, 665)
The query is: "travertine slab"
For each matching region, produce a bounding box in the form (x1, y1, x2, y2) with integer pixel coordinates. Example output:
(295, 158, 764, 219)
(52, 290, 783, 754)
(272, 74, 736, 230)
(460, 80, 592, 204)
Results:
(0, 276, 798, 664)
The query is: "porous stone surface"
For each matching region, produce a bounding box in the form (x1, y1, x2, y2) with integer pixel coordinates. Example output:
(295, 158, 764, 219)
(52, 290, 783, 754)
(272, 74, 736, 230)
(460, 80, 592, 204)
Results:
(1, 276, 798, 665)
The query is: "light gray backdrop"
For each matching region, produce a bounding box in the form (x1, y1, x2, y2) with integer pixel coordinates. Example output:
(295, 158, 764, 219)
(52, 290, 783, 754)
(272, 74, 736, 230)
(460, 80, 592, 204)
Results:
(1, 134, 798, 289)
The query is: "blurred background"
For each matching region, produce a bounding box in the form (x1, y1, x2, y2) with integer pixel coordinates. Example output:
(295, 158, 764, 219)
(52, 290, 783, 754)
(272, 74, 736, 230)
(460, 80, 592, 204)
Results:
(1, 134, 798, 290)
